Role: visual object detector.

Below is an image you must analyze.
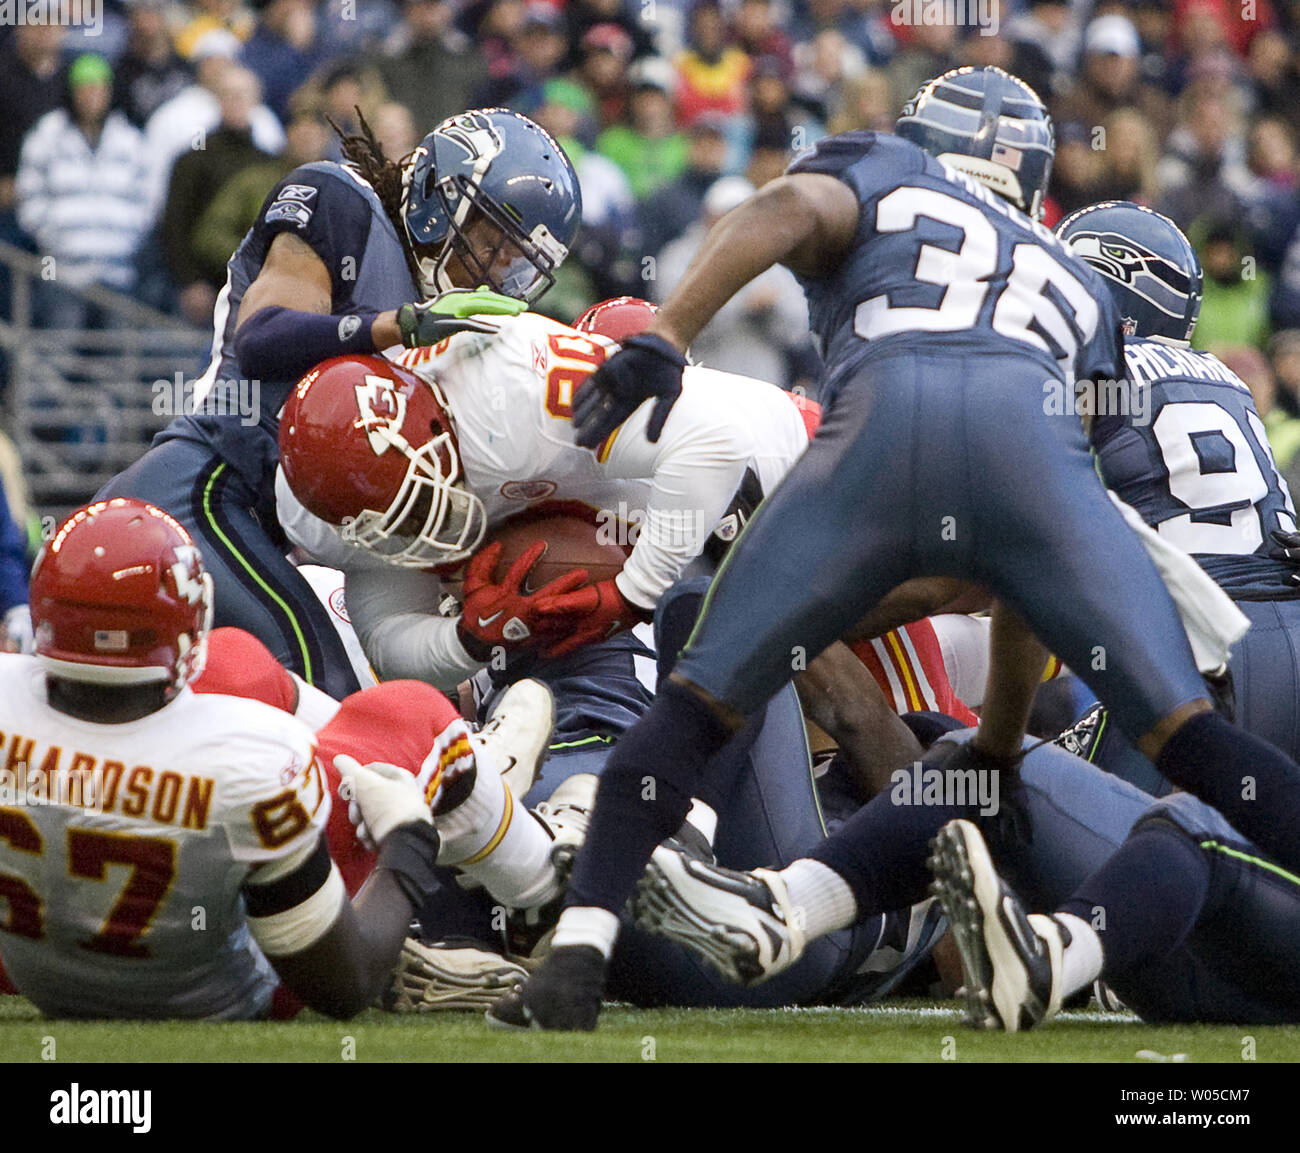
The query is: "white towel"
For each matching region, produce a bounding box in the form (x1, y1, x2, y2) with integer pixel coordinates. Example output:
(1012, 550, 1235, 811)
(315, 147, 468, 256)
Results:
(1108, 491, 1250, 673)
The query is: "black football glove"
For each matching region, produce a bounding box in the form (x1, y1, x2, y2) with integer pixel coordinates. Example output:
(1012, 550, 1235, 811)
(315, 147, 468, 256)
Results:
(572, 333, 687, 448)
(1270, 529, 1300, 584)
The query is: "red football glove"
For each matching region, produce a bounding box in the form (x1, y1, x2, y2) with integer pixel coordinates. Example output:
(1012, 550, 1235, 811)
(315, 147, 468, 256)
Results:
(456, 541, 590, 661)
(533, 577, 648, 659)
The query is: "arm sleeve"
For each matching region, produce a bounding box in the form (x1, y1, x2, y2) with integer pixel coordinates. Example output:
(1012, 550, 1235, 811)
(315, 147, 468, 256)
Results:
(346, 565, 483, 689)
(602, 375, 758, 610)
(0, 476, 29, 616)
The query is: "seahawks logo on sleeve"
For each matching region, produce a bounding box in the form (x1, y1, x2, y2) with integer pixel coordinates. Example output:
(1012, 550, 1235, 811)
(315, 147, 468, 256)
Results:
(264, 184, 319, 229)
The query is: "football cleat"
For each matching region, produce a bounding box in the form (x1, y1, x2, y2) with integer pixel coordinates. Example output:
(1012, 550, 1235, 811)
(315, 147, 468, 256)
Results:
(485, 944, 606, 1031)
(633, 846, 805, 985)
(383, 937, 529, 1013)
(474, 679, 556, 801)
(531, 772, 597, 879)
(927, 819, 1066, 1032)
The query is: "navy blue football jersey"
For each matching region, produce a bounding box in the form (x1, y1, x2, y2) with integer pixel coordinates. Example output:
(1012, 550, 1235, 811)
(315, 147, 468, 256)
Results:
(786, 132, 1123, 406)
(157, 161, 418, 491)
(1094, 338, 1300, 597)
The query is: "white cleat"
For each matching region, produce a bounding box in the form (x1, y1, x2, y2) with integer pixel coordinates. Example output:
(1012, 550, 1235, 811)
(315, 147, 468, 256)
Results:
(928, 819, 1066, 1032)
(383, 938, 529, 1013)
(634, 845, 805, 985)
(531, 772, 598, 876)
(473, 679, 556, 801)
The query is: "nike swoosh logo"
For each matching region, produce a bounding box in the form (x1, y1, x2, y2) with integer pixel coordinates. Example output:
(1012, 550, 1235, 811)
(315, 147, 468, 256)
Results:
(478, 612, 503, 627)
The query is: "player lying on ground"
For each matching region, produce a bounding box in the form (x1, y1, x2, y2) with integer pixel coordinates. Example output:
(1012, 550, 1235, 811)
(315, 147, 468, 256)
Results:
(0, 499, 440, 1020)
(496, 66, 1300, 1031)
(631, 710, 1300, 1027)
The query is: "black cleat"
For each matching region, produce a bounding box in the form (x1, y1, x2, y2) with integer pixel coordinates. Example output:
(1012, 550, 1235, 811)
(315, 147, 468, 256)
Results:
(485, 944, 607, 1032)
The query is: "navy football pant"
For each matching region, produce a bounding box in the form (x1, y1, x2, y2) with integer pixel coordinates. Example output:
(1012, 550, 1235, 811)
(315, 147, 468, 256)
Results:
(99, 437, 361, 699)
(678, 352, 1208, 741)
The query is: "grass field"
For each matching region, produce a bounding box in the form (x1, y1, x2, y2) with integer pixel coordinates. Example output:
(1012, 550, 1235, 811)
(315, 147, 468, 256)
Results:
(2, 995, 1297, 1063)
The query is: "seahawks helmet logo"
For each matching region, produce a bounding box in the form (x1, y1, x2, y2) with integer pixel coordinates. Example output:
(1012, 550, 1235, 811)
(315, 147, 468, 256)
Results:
(438, 113, 504, 169)
(1067, 230, 1194, 324)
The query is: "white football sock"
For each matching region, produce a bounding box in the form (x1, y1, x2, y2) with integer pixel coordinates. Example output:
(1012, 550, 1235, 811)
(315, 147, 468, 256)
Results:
(552, 905, 621, 959)
(434, 757, 558, 909)
(685, 798, 717, 845)
(779, 858, 858, 940)
(1055, 912, 1105, 999)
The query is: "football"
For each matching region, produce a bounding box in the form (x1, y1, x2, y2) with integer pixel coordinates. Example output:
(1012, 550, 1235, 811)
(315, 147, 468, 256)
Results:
(489, 513, 629, 593)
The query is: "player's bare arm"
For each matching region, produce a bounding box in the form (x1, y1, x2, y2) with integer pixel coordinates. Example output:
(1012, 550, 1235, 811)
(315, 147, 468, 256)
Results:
(650, 173, 860, 353)
(795, 641, 925, 800)
(842, 577, 991, 644)
(971, 601, 1049, 761)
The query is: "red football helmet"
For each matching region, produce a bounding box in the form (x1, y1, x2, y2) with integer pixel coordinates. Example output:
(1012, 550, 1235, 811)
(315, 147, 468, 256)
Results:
(31, 498, 214, 698)
(573, 296, 659, 344)
(279, 355, 487, 567)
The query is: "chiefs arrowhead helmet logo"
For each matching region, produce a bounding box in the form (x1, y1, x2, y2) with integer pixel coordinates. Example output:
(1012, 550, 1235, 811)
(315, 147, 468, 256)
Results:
(353, 373, 409, 456)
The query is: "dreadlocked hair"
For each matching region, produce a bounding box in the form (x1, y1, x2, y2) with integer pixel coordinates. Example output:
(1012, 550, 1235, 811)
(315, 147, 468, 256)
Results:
(330, 108, 425, 287)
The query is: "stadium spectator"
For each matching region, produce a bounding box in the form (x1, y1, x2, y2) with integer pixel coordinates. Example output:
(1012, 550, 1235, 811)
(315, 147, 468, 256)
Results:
(674, 0, 752, 125)
(1155, 85, 1253, 228)
(653, 175, 809, 386)
(0, 474, 30, 655)
(730, 0, 794, 78)
(745, 115, 793, 187)
(638, 112, 731, 260)
(743, 53, 822, 170)
(597, 57, 690, 200)
(174, 0, 257, 60)
(1270, 329, 1300, 419)
(297, 60, 388, 162)
(1225, 342, 1300, 492)
(1052, 14, 1172, 145)
(1247, 29, 1300, 135)
(16, 54, 153, 328)
(824, 67, 894, 133)
(961, 23, 1053, 104)
(1191, 215, 1271, 352)
(0, 25, 69, 214)
(562, 0, 656, 72)
(574, 23, 635, 131)
(370, 100, 419, 160)
(1092, 107, 1160, 204)
(1046, 120, 1101, 220)
(190, 112, 330, 279)
(476, 2, 570, 108)
(144, 34, 286, 216)
(885, 23, 958, 115)
(111, 0, 194, 130)
(370, 0, 489, 130)
(792, 29, 867, 125)
(239, 0, 327, 124)
(1006, 0, 1080, 89)
(1129, 0, 1177, 94)
(161, 64, 274, 326)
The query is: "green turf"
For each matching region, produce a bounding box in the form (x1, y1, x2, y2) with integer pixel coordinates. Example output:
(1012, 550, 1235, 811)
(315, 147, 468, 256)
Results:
(1, 996, 1296, 1062)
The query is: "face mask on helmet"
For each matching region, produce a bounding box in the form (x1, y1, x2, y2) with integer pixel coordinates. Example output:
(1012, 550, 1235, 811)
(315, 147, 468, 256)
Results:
(340, 423, 488, 568)
(401, 110, 581, 305)
(896, 67, 1055, 220)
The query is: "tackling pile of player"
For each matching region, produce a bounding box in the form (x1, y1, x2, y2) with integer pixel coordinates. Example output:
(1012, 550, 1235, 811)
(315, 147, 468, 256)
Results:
(4, 70, 1300, 1033)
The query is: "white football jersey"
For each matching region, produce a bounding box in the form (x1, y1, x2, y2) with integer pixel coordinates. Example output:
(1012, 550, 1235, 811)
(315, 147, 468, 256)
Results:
(0, 655, 327, 1020)
(276, 313, 810, 685)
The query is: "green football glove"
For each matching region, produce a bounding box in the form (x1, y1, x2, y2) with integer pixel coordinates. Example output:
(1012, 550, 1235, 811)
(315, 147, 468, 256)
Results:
(397, 287, 529, 348)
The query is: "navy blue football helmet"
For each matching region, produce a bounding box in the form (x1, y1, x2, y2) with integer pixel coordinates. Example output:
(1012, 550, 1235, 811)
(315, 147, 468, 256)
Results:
(896, 66, 1055, 220)
(1056, 201, 1203, 344)
(401, 109, 582, 304)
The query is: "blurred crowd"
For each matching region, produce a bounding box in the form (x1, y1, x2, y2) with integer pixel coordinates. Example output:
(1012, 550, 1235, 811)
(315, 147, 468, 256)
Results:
(6, 0, 1300, 421)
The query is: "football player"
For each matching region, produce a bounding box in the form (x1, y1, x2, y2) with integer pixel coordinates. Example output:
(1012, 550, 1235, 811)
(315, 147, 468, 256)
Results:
(1049, 202, 1300, 784)
(0, 498, 438, 1020)
(502, 66, 1300, 1030)
(98, 109, 581, 700)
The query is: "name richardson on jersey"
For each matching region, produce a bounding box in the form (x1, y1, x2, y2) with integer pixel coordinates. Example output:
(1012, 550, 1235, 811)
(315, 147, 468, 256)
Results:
(0, 730, 215, 827)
